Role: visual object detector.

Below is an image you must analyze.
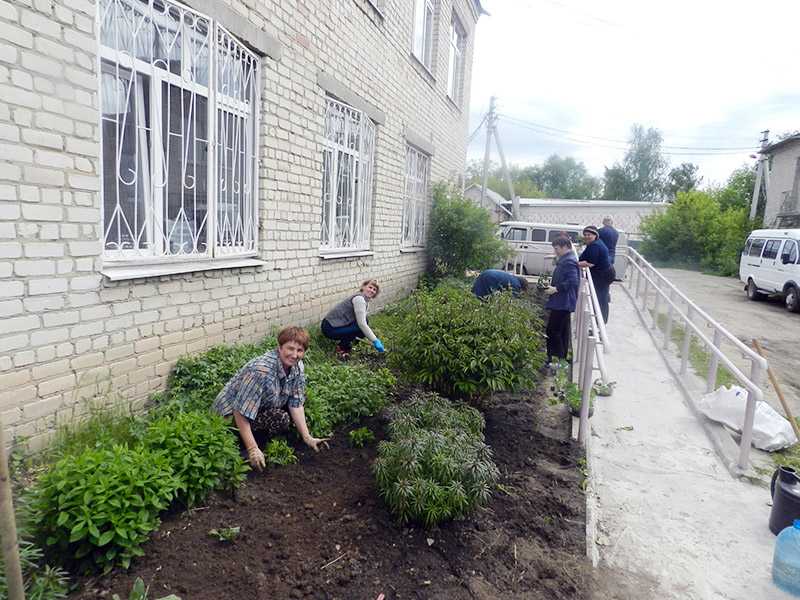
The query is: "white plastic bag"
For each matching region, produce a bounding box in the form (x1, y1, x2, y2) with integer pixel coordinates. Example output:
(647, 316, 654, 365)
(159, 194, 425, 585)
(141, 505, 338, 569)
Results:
(697, 385, 798, 451)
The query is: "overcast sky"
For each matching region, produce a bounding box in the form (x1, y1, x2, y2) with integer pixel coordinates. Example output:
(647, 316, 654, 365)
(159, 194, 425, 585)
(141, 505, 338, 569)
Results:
(467, 0, 800, 187)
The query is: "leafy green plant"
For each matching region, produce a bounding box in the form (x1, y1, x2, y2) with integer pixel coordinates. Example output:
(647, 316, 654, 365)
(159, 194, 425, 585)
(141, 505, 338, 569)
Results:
(47, 400, 142, 461)
(427, 183, 510, 278)
(373, 392, 499, 527)
(208, 526, 240, 543)
(348, 427, 376, 448)
(388, 283, 545, 397)
(30, 445, 181, 573)
(264, 439, 298, 466)
(112, 577, 181, 600)
(141, 411, 249, 507)
(564, 382, 595, 414)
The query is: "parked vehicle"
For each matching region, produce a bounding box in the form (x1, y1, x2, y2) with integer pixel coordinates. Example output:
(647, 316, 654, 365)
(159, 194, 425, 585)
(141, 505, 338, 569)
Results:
(499, 221, 628, 278)
(739, 228, 800, 313)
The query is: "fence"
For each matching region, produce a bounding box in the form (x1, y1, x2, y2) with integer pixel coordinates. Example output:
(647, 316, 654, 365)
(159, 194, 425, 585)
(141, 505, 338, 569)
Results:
(624, 248, 767, 472)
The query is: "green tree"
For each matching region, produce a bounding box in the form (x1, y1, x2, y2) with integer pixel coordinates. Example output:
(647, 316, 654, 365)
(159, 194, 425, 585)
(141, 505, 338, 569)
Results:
(602, 165, 629, 200)
(667, 162, 702, 199)
(463, 160, 543, 200)
(427, 183, 509, 277)
(524, 155, 601, 199)
(603, 125, 668, 201)
(710, 165, 756, 211)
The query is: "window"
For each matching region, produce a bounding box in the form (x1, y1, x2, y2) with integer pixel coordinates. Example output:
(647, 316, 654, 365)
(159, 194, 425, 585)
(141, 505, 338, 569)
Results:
(549, 230, 579, 243)
(748, 239, 765, 257)
(321, 97, 376, 253)
(782, 240, 798, 264)
(402, 145, 430, 248)
(412, 0, 434, 70)
(763, 240, 782, 260)
(742, 238, 753, 256)
(99, 0, 260, 262)
(446, 14, 465, 104)
(531, 229, 547, 242)
(503, 227, 527, 242)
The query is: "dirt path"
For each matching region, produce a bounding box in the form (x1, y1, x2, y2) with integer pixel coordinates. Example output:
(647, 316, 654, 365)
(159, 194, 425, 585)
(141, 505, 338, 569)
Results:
(657, 268, 800, 417)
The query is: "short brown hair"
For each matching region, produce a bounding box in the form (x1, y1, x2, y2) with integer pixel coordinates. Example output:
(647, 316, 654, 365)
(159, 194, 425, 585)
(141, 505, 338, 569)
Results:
(552, 237, 572, 249)
(361, 279, 380, 296)
(277, 326, 310, 350)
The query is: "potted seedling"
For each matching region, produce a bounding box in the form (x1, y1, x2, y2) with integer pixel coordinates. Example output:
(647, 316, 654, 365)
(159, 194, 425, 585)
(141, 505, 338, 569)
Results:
(565, 382, 595, 417)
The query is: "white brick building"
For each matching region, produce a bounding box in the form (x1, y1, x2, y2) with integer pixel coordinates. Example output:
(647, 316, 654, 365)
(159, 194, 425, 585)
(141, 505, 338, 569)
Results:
(0, 0, 484, 448)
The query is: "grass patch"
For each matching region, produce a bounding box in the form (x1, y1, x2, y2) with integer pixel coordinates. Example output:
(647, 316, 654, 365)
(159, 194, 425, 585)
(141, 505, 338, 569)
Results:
(774, 418, 800, 472)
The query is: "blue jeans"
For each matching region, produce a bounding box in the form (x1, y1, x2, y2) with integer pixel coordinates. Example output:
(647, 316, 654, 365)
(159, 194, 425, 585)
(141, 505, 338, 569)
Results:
(321, 318, 364, 351)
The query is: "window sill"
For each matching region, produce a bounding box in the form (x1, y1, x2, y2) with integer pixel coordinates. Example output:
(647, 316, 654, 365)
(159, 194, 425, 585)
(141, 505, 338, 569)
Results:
(410, 53, 436, 87)
(319, 249, 374, 260)
(101, 257, 266, 281)
(446, 95, 462, 113)
(400, 246, 426, 253)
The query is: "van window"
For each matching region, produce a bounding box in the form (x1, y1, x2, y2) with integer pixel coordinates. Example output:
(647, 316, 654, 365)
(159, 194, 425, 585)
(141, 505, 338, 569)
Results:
(781, 240, 798, 264)
(748, 239, 765, 257)
(531, 229, 547, 242)
(504, 227, 527, 242)
(548, 230, 579, 243)
(743, 239, 753, 256)
(763, 240, 782, 260)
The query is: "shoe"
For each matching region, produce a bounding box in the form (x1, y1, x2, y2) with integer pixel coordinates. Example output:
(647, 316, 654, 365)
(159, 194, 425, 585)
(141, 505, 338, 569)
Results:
(335, 345, 351, 361)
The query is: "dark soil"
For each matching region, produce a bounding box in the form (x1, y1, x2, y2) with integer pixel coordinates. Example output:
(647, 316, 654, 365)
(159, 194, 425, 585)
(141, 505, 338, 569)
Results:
(70, 387, 587, 600)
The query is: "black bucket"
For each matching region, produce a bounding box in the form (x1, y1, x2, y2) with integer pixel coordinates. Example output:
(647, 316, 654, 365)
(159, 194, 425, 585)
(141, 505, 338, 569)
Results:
(770, 466, 800, 535)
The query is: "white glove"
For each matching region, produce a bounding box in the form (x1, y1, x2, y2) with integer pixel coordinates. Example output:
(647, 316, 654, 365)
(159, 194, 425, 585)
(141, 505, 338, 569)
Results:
(247, 445, 265, 471)
(545, 286, 558, 296)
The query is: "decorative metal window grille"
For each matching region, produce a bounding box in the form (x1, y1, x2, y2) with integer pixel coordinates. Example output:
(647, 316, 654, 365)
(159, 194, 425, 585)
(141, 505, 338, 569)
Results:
(98, 0, 260, 262)
(402, 145, 430, 248)
(412, 0, 435, 70)
(447, 14, 466, 104)
(321, 98, 376, 252)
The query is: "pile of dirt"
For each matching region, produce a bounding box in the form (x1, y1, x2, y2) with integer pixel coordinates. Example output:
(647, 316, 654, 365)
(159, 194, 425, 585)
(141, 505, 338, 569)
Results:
(71, 388, 587, 600)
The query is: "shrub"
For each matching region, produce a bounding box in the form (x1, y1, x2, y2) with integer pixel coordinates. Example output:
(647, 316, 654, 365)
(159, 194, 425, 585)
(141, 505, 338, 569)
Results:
(389, 283, 545, 397)
(30, 445, 181, 573)
(47, 401, 142, 461)
(374, 392, 499, 527)
(348, 427, 376, 448)
(141, 411, 248, 507)
(264, 439, 298, 466)
(427, 183, 509, 278)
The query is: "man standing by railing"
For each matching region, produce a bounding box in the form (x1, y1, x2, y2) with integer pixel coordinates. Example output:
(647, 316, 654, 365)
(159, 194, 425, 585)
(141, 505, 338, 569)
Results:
(544, 237, 580, 365)
(578, 226, 614, 323)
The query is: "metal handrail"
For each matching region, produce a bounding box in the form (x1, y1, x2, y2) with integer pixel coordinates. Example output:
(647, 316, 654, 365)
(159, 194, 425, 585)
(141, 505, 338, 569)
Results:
(624, 252, 765, 472)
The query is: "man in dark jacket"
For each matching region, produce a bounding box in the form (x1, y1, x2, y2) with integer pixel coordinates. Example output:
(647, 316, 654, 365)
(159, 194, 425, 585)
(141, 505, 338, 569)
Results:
(599, 216, 619, 264)
(544, 237, 580, 363)
(472, 269, 528, 299)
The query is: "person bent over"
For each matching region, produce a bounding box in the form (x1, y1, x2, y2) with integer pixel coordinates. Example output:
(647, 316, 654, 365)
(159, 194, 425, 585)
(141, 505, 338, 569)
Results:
(472, 269, 528, 299)
(544, 237, 580, 364)
(321, 279, 385, 360)
(212, 326, 329, 471)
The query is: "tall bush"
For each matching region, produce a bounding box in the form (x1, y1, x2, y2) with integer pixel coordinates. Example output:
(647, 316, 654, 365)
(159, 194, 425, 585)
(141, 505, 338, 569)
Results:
(388, 283, 545, 397)
(427, 183, 509, 277)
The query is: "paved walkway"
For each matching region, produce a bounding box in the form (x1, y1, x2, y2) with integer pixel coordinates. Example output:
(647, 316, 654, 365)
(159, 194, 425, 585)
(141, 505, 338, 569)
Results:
(588, 287, 791, 600)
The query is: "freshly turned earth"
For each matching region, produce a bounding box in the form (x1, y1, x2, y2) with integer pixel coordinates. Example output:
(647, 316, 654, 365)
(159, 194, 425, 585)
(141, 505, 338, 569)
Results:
(70, 387, 587, 600)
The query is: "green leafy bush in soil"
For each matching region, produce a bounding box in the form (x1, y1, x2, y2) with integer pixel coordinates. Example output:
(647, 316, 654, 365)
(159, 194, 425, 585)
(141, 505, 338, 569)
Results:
(388, 283, 545, 397)
(30, 445, 181, 573)
(348, 427, 376, 448)
(140, 411, 249, 507)
(374, 392, 499, 527)
(264, 439, 298, 466)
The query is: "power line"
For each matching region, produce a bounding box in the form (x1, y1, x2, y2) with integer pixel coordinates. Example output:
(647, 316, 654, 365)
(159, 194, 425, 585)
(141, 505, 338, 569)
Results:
(467, 112, 489, 145)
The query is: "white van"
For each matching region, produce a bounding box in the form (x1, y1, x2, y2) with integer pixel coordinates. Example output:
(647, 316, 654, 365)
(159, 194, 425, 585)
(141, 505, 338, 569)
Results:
(740, 228, 800, 313)
(499, 221, 628, 278)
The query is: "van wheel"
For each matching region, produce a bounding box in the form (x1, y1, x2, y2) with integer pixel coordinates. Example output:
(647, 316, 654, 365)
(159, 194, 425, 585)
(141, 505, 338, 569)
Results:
(746, 279, 765, 301)
(786, 286, 800, 313)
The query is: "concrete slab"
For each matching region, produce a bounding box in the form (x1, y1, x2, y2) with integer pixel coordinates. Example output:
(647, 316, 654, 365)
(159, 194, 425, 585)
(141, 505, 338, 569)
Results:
(588, 287, 792, 600)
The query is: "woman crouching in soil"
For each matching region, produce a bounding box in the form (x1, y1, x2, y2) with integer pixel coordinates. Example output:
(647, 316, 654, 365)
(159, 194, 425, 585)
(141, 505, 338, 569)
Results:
(321, 279, 385, 360)
(212, 326, 329, 471)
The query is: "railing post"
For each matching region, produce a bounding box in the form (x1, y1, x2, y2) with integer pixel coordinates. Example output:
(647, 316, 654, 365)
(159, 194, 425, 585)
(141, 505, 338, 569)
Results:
(680, 306, 694, 375)
(664, 290, 674, 349)
(705, 330, 723, 393)
(652, 289, 661, 330)
(578, 336, 596, 446)
(738, 362, 764, 472)
(635, 263, 643, 298)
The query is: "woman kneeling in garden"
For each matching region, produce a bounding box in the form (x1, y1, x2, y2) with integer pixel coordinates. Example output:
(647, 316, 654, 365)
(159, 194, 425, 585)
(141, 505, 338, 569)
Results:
(321, 279, 385, 359)
(212, 326, 329, 471)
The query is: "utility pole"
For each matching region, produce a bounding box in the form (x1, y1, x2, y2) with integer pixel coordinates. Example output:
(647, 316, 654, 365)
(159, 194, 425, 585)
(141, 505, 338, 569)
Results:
(750, 130, 770, 222)
(478, 97, 519, 219)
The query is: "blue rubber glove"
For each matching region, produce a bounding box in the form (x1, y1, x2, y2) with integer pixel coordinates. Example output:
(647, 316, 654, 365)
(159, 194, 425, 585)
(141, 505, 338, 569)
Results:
(372, 339, 385, 353)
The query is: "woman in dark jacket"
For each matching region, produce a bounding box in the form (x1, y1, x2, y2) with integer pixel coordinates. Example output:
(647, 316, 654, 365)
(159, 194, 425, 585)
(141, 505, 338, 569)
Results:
(544, 237, 580, 364)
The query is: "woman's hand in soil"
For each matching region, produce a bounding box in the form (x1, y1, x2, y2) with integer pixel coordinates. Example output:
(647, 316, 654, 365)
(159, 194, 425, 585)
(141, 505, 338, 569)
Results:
(247, 445, 266, 471)
(304, 436, 331, 452)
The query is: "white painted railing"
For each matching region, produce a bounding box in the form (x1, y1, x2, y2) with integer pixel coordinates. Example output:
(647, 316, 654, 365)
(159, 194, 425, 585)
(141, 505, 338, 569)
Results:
(625, 248, 767, 472)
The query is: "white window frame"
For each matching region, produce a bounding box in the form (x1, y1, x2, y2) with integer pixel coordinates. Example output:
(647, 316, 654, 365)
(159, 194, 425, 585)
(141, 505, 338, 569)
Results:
(447, 13, 466, 104)
(412, 0, 435, 71)
(98, 0, 261, 266)
(320, 97, 376, 256)
(401, 144, 431, 249)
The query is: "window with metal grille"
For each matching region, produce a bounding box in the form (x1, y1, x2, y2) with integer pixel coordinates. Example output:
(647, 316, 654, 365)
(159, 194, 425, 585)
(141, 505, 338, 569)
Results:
(321, 98, 376, 253)
(412, 0, 435, 70)
(447, 14, 466, 104)
(99, 0, 260, 263)
(402, 145, 430, 248)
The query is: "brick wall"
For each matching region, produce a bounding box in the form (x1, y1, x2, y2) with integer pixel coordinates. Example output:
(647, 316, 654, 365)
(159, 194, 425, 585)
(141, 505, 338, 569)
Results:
(0, 0, 479, 448)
